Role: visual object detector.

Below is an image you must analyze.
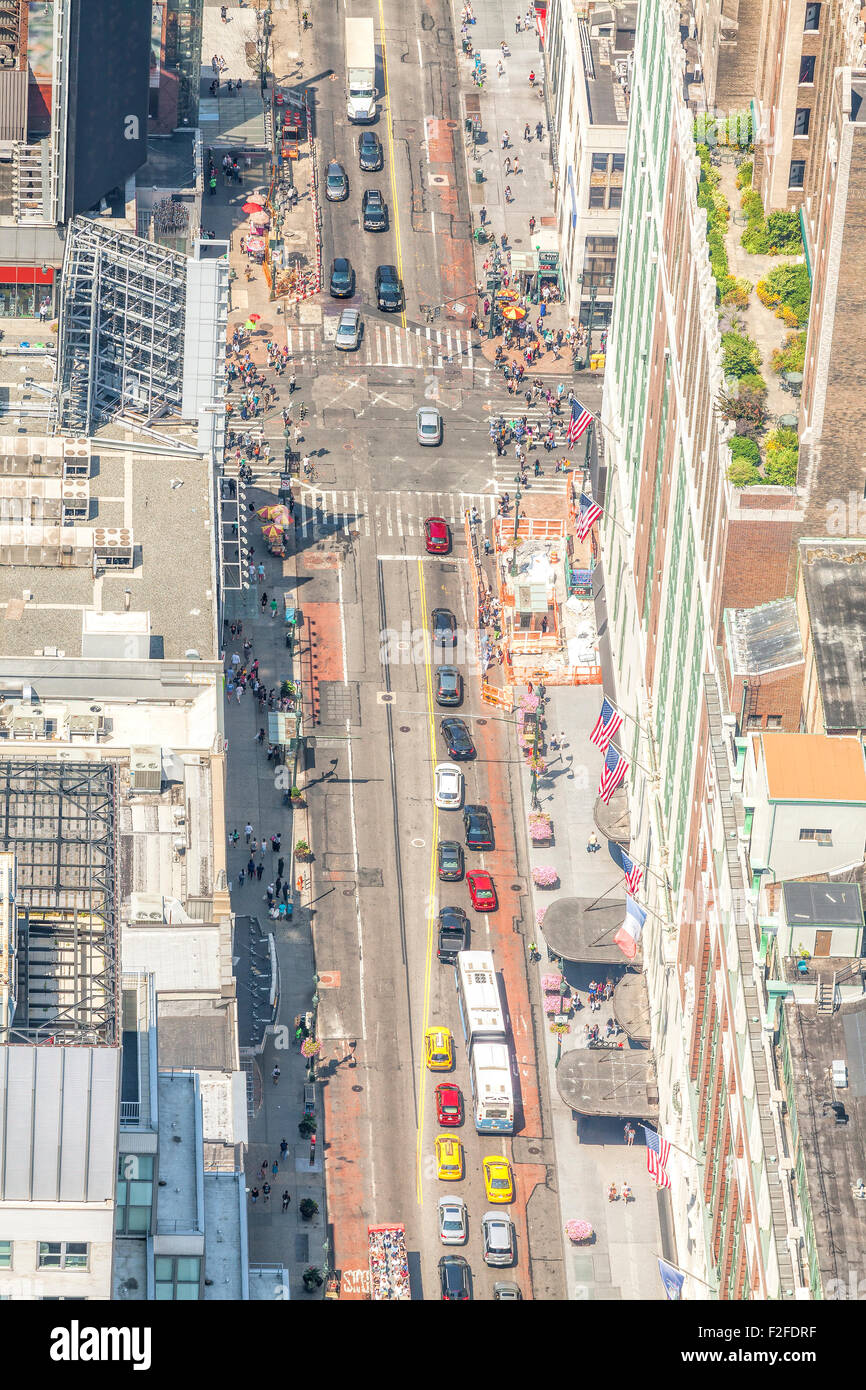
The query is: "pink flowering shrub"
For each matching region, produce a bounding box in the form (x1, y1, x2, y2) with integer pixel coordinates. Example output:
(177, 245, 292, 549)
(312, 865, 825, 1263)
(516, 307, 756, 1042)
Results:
(533, 865, 560, 888)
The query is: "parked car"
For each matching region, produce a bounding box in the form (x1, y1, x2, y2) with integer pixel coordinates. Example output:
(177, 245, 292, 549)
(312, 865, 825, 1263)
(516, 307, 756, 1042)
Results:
(467, 870, 497, 912)
(435, 1082, 463, 1126)
(435, 1135, 464, 1181)
(432, 608, 457, 646)
(417, 405, 443, 446)
(482, 1155, 513, 1204)
(438, 1197, 468, 1245)
(434, 763, 463, 810)
(482, 1212, 516, 1267)
(439, 1255, 471, 1300)
(425, 517, 450, 554)
(437, 839, 464, 881)
(440, 717, 475, 760)
(358, 129, 383, 170)
(425, 1026, 453, 1070)
(329, 257, 355, 297)
(435, 666, 463, 706)
(375, 263, 404, 311)
(325, 160, 348, 200)
(334, 308, 362, 351)
(437, 907, 469, 963)
(362, 188, 388, 230)
(463, 804, 494, 849)
(493, 1281, 522, 1299)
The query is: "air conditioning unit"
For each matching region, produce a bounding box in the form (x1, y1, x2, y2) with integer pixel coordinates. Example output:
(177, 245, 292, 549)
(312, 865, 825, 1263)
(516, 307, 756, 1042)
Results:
(61, 480, 89, 522)
(129, 747, 162, 792)
(92, 528, 134, 568)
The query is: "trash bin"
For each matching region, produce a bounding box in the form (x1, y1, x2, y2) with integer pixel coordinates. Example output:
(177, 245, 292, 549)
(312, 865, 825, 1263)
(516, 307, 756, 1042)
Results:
(474, 167, 484, 183)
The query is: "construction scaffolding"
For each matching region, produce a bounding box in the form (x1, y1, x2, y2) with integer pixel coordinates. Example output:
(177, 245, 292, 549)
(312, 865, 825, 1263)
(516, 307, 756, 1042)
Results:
(0, 760, 118, 1046)
(56, 217, 188, 435)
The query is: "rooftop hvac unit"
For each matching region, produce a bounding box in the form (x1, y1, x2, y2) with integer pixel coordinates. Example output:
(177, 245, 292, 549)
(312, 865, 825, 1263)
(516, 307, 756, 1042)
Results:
(7, 712, 44, 737)
(172, 837, 187, 855)
(67, 712, 104, 736)
(61, 481, 89, 522)
(129, 747, 162, 792)
(92, 528, 134, 568)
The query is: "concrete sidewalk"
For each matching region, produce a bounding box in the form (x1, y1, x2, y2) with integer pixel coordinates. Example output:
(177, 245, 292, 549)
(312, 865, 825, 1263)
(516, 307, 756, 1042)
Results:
(513, 682, 666, 1300)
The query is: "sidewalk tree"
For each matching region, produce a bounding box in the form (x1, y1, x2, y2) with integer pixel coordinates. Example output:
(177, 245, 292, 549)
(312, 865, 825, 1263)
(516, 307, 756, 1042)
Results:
(299, 1198, 319, 1221)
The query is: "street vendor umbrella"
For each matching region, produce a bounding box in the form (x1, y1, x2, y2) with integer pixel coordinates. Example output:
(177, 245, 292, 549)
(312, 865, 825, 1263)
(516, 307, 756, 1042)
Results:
(248, 313, 262, 322)
(262, 523, 285, 540)
(255, 504, 285, 519)
(502, 305, 526, 321)
(242, 200, 264, 213)
(246, 236, 266, 252)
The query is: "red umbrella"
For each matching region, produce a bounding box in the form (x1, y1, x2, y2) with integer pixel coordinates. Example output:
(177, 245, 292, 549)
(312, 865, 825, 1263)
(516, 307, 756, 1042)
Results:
(242, 200, 264, 213)
(248, 313, 262, 322)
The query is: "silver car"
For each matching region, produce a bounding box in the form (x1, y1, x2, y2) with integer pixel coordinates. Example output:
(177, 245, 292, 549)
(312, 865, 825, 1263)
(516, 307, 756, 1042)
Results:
(417, 405, 442, 446)
(481, 1212, 515, 1267)
(438, 1197, 468, 1246)
(493, 1281, 521, 1299)
(325, 160, 348, 201)
(335, 308, 361, 351)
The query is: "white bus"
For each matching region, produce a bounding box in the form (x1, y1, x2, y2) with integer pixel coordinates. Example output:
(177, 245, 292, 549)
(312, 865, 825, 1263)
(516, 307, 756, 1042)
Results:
(456, 952, 514, 1133)
(470, 1042, 514, 1134)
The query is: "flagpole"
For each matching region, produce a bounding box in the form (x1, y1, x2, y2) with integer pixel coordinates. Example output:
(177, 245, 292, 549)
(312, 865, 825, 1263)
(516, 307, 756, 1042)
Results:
(639, 1123, 701, 1165)
(655, 1254, 717, 1293)
(584, 877, 625, 911)
(608, 741, 656, 780)
(582, 499, 630, 538)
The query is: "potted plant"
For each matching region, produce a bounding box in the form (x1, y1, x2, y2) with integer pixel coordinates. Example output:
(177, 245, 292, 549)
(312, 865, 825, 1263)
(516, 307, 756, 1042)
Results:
(299, 1198, 319, 1221)
(298, 1114, 317, 1138)
(532, 865, 560, 889)
(290, 786, 305, 806)
(565, 1220, 593, 1244)
(295, 838, 311, 859)
(302, 1265, 323, 1291)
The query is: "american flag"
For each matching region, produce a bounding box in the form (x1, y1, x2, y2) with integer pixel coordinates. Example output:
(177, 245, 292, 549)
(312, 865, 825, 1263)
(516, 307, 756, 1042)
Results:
(589, 696, 623, 752)
(566, 398, 593, 447)
(621, 851, 643, 896)
(598, 746, 628, 803)
(645, 1127, 672, 1189)
(576, 492, 603, 542)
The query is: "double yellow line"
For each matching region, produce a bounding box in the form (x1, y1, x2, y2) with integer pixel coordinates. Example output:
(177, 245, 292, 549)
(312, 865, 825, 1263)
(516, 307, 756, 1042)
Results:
(377, 0, 407, 330)
(415, 557, 440, 1203)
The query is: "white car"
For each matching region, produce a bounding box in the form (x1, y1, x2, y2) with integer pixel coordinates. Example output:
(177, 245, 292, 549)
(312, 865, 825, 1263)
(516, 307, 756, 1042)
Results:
(438, 1197, 468, 1246)
(335, 308, 361, 351)
(434, 763, 463, 810)
(417, 405, 442, 446)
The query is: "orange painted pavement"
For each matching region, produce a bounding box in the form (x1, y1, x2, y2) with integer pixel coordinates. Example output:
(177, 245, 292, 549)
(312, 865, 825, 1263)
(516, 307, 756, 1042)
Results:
(322, 1054, 373, 1299)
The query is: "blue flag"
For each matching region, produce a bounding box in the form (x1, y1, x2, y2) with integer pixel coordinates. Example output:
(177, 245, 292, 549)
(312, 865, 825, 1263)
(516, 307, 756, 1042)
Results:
(658, 1258, 684, 1300)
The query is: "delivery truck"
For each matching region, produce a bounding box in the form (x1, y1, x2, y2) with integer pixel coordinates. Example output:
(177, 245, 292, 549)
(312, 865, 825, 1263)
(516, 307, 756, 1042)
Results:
(345, 17, 377, 122)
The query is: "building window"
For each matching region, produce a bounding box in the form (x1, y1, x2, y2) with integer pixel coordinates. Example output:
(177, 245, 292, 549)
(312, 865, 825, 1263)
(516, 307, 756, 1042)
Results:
(794, 108, 811, 137)
(608, 187, 622, 209)
(611, 153, 625, 173)
(116, 1153, 155, 1235)
(38, 1243, 89, 1270)
(799, 54, 816, 83)
(789, 159, 806, 189)
(586, 236, 618, 255)
(746, 714, 762, 729)
(589, 186, 606, 208)
(766, 715, 783, 728)
(154, 1255, 201, 1301)
(804, 3, 821, 30)
(591, 153, 610, 173)
(799, 829, 833, 845)
(0, 1242, 11, 1268)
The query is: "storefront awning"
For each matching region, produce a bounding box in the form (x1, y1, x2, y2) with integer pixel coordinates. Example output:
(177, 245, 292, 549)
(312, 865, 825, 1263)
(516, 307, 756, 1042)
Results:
(535, 4, 547, 44)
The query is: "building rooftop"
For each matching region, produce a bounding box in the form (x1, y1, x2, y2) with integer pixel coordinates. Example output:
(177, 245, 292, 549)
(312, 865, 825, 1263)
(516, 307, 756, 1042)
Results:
(122, 924, 222, 994)
(0, 431, 218, 663)
(156, 1071, 203, 1234)
(760, 733, 866, 804)
(157, 1000, 236, 1072)
(139, 134, 197, 194)
(782, 881, 864, 930)
(202, 1172, 248, 1299)
(580, 5, 635, 126)
(725, 598, 803, 674)
(780, 995, 866, 1296)
(800, 542, 866, 732)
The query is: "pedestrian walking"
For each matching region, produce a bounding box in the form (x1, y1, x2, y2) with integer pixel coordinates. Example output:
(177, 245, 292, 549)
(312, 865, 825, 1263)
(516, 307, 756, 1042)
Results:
(281, 880, 290, 903)
(501, 129, 510, 148)
(515, 14, 521, 31)
(256, 861, 264, 881)
(528, 215, 536, 234)
(523, 122, 531, 141)
(280, 1138, 288, 1161)
(625, 1122, 635, 1146)
(269, 598, 278, 619)
(272, 1065, 281, 1085)
(536, 121, 544, 140)
(260, 590, 268, 611)
(277, 856, 285, 878)
(257, 562, 265, 582)
(262, 1182, 271, 1204)
(250, 1187, 259, 1204)
(281, 1190, 291, 1212)
(238, 869, 245, 887)
(504, 155, 512, 175)
(271, 1160, 279, 1178)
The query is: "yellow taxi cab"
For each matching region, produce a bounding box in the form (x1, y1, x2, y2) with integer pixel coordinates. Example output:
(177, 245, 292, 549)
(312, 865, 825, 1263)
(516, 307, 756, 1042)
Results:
(482, 1155, 514, 1204)
(424, 1026, 453, 1071)
(435, 1134, 464, 1181)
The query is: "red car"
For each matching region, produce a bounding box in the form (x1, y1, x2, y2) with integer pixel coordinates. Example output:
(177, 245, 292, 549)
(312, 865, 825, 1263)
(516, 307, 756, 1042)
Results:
(435, 1082, 463, 1127)
(467, 869, 497, 912)
(425, 516, 450, 554)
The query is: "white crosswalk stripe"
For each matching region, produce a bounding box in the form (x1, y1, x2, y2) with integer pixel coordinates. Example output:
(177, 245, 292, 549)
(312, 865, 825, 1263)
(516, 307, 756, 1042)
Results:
(484, 404, 575, 495)
(283, 321, 477, 371)
(288, 488, 499, 541)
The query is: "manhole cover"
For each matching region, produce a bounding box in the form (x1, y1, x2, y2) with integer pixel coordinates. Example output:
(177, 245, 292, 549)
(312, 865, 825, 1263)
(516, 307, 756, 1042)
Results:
(399, 725, 411, 732)
(352, 1085, 364, 1092)
(528, 1145, 541, 1154)
(477, 718, 487, 725)
(510, 883, 521, 891)
(342, 888, 354, 896)
(411, 837, 425, 848)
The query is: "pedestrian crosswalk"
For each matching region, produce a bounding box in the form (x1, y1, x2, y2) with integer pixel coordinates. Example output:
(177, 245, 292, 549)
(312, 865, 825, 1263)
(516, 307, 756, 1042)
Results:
(286, 321, 484, 373)
(485, 403, 573, 495)
(288, 487, 499, 540)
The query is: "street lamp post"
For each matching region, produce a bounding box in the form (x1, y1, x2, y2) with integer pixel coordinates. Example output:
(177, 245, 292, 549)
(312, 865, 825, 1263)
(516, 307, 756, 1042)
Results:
(487, 266, 501, 340)
(582, 284, 598, 370)
(510, 473, 522, 578)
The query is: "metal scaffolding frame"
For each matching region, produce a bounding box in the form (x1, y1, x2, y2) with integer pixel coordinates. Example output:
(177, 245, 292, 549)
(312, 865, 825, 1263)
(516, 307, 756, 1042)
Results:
(0, 760, 118, 1046)
(56, 216, 188, 435)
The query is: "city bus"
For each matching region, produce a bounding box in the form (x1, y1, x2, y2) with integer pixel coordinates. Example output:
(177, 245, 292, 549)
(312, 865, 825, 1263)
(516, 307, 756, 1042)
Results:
(456, 952, 514, 1133)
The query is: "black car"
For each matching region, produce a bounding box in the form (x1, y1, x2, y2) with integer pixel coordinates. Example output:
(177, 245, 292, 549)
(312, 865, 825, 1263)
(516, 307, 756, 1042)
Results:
(362, 188, 388, 231)
(329, 257, 355, 298)
(435, 666, 463, 707)
(432, 608, 457, 646)
(358, 129, 383, 171)
(439, 1255, 471, 1301)
(437, 907, 469, 963)
(376, 263, 404, 312)
(441, 717, 475, 760)
(463, 805, 494, 850)
(437, 840, 464, 881)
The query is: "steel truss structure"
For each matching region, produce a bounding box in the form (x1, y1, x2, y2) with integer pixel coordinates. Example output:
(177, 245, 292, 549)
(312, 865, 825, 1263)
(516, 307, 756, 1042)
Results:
(0, 760, 118, 1046)
(56, 216, 188, 435)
